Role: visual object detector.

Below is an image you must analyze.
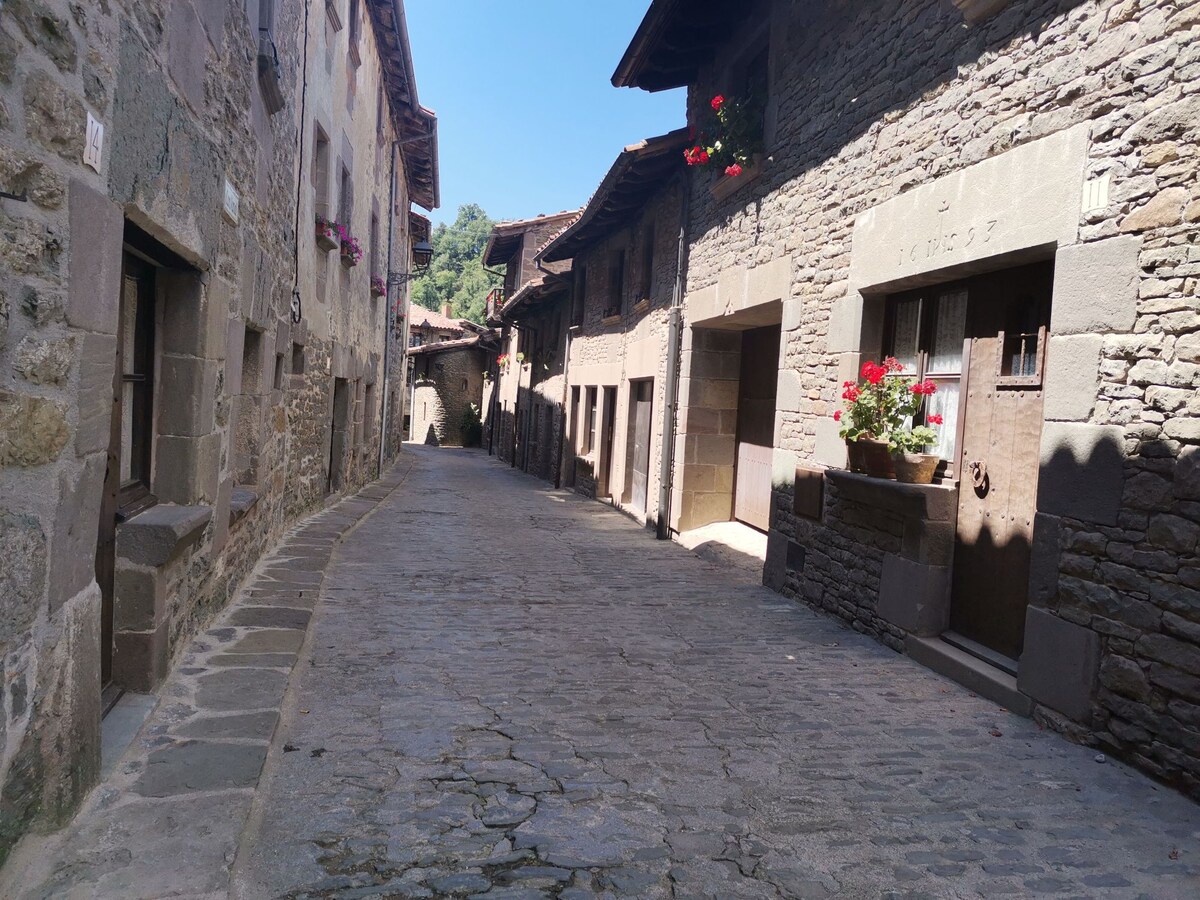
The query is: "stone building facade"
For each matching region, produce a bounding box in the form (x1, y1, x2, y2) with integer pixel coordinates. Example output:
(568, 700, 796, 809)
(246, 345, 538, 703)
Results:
(483, 212, 577, 481)
(0, 0, 437, 862)
(409, 336, 491, 447)
(611, 0, 1200, 796)
(537, 132, 688, 527)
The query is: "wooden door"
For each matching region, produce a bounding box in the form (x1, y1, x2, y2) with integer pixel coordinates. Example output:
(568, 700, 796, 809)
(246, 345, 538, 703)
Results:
(733, 325, 780, 532)
(950, 268, 1052, 661)
(625, 380, 653, 513)
(327, 377, 350, 493)
(601, 386, 617, 498)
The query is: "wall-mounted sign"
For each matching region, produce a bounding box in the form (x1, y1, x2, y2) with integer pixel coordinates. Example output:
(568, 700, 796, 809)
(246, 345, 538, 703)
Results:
(222, 178, 240, 225)
(84, 113, 104, 172)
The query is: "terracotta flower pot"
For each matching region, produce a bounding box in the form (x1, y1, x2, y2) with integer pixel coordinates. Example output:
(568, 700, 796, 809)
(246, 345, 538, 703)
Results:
(892, 452, 940, 484)
(845, 439, 868, 474)
(860, 438, 895, 479)
(316, 229, 338, 252)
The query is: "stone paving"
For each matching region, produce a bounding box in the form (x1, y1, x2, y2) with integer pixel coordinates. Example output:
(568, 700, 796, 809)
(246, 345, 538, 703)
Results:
(7, 462, 413, 900)
(10, 445, 1200, 898)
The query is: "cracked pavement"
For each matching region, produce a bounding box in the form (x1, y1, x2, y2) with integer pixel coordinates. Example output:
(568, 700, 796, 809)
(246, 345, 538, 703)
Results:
(14, 445, 1200, 898)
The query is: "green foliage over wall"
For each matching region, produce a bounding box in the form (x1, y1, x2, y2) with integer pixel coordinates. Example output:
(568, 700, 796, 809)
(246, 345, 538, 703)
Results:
(411, 203, 499, 324)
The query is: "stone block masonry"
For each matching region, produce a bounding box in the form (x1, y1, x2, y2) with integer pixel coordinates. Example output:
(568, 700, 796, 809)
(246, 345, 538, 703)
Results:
(0, 460, 413, 897)
(0, 0, 433, 866)
(671, 0, 1200, 797)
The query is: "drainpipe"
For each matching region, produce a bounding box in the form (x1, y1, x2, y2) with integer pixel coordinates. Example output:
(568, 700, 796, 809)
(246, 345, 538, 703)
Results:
(656, 173, 690, 540)
(378, 141, 399, 474)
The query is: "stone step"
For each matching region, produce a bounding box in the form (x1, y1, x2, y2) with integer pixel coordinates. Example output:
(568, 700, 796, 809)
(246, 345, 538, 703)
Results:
(905, 635, 1034, 717)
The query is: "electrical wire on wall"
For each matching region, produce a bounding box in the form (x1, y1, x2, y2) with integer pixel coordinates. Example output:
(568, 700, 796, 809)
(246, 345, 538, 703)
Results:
(290, 0, 312, 325)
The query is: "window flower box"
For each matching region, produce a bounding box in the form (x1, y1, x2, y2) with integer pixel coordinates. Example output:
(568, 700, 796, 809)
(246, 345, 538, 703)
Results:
(340, 233, 363, 268)
(315, 216, 340, 252)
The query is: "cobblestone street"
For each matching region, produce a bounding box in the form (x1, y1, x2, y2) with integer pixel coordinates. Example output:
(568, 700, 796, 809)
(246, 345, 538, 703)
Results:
(12, 446, 1200, 899)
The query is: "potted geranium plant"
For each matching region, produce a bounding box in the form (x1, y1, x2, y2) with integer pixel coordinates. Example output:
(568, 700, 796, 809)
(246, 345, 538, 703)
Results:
(888, 380, 943, 484)
(683, 93, 764, 179)
(315, 215, 340, 252)
(833, 358, 941, 480)
(370, 274, 386, 298)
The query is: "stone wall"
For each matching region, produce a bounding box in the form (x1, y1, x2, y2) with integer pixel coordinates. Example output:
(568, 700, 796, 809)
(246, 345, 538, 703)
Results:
(566, 179, 681, 524)
(410, 346, 486, 447)
(0, 0, 419, 862)
(676, 0, 1200, 794)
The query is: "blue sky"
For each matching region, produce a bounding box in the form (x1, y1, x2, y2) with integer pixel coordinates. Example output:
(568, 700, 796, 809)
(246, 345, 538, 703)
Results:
(405, 1, 684, 225)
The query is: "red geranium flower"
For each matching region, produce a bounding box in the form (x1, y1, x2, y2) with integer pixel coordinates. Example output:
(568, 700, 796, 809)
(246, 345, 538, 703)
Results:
(862, 361, 885, 385)
(833, 410, 842, 422)
(711, 94, 725, 111)
(725, 163, 743, 177)
(928, 414, 943, 425)
(841, 385, 861, 402)
(911, 380, 938, 396)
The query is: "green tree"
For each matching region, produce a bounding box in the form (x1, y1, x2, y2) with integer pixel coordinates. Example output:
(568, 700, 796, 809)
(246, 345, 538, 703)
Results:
(410, 203, 499, 324)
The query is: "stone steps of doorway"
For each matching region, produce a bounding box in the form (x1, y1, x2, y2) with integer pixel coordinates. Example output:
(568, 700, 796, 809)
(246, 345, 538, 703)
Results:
(905, 635, 1034, 717)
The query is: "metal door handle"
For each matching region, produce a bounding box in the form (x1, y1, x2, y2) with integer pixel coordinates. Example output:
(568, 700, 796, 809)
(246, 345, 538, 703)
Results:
(970, 460, 988, 489)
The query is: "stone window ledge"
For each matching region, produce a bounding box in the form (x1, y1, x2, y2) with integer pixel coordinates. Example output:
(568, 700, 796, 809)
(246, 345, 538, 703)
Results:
(710, 154, 767, 203)
(825, 469, 957, 523)
(951, 0, 1011, 24)
(600, 314, 622, 327)
(117, 504, 212, 568)
(632, 299, 650, 315)
(229, 487, 259, 528)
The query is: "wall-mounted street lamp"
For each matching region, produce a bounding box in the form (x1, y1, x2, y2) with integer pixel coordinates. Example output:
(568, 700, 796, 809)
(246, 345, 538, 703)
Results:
(388, 240, 434, 285)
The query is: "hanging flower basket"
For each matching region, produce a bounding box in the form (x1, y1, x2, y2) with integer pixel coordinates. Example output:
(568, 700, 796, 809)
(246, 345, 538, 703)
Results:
(370, 275, 386, 298)
(315, 216, 340, 252)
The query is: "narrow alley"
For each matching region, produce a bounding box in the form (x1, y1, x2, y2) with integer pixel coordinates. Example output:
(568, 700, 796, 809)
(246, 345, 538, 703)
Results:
(10, 446, 1199, 899)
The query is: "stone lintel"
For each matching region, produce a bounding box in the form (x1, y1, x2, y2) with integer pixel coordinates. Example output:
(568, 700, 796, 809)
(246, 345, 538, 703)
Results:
(849, 124, 1088, 294)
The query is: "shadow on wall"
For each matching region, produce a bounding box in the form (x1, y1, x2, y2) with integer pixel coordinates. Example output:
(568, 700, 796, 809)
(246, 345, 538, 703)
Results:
(424, 424, 440, 447)
(781, 426, 1199, 795)
(1030, 427, 1200, 797)
(712, 0, 1096, 228)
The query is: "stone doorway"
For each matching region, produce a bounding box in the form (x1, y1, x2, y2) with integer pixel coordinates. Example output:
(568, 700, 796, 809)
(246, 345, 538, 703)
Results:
(327, 377, 351, 494)
(733, 325, 780, 532)
(97, 250, 157, 697)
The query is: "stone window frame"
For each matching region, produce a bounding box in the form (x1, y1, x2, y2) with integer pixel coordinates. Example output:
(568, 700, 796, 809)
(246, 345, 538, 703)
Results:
(347, 0, 362, 68)
(337, 161, 354, 231)
(325, 0, 343, 32)
(312, 122, 332, 222)
(712, 13, 779, 162)
(606, 248, 626, 320)
(571, 260, 587, 328)
(638, 218, 656, 308)
(117, 253, 158, 515)
(585, 386, 598, 455)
